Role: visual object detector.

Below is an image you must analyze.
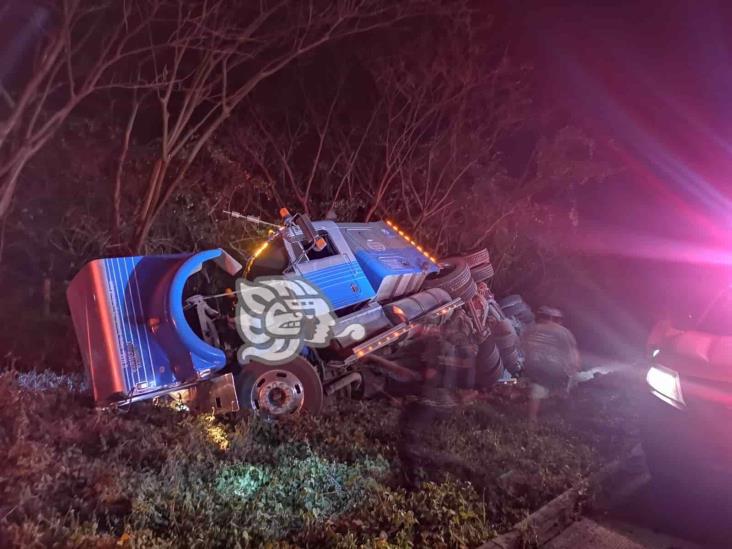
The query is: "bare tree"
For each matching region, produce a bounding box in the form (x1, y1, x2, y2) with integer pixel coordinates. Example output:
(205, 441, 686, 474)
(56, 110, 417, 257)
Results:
(356, 21, 610, 267)
(352, 18, 533, 237)
(125, 0, 433, 250)
(0, 0, 156, 221)
(232, 70, 363, 219)
(112, 88, 145, 241)
(220, 11, 531, 234)
(140, 1, 606, 273)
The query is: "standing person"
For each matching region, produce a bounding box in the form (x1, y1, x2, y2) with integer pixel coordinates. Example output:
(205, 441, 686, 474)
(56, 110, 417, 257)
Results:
(434, 307, 478, 392)
(521, 306, 580, 423)
(395, 312, 477, 487)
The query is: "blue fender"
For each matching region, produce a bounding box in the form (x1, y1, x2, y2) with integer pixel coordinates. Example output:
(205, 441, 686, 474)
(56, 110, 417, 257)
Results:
(168, 249, 227, 368)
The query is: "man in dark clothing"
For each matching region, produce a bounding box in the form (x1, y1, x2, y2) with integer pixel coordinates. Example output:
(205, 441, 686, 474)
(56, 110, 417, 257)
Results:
(395, 310, 478, 487)
(430, 308, 478, 391)
(521, 306, 580, 423)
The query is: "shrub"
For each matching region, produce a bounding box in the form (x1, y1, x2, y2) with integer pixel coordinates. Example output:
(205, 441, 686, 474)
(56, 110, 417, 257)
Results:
(0, 370, 636, 548)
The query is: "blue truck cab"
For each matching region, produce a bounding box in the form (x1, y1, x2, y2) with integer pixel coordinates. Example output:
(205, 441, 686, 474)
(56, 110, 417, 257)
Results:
(67, 212, 466, 418)
(275, 219, 439, 308)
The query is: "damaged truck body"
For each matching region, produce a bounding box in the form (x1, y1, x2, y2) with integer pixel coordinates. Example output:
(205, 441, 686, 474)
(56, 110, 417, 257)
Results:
(67, 210, 528, 419)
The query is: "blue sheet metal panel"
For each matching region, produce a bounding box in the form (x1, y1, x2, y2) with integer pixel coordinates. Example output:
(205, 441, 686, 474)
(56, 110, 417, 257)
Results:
(354, 249, 439, 293)
(103, 253, 228, 386)
(356, 248, 439, 296)
(67, 251, 227, 404)
(168, 249, 228, 370)
(341, 222, 438, 293)
(101, 255, 173, 393)
(300, 261, 376, 310)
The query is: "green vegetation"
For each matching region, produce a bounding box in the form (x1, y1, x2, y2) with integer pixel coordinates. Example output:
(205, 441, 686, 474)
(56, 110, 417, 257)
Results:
(0, 369, 638, 548)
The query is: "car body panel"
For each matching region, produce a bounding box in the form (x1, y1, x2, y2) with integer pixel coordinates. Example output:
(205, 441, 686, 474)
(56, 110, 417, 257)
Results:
(650, 320, 732, 385)
(644, 306, 732, 487)
(643, 391, 732, 487)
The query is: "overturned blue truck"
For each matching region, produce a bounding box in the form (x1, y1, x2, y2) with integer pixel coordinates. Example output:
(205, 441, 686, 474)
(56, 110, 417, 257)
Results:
(67, 210, 528, 419)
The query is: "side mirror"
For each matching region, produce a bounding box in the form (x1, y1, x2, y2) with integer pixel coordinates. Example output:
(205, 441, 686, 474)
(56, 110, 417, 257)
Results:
(279, 209, 326, 252)
(295, 214, 326, 251)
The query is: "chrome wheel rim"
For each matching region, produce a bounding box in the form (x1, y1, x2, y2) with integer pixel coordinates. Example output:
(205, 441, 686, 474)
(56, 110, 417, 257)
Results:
(250, 369, 305, 417)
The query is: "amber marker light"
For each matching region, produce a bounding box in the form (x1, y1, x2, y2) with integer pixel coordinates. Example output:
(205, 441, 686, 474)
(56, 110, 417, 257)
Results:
(385, 219, 437, 263)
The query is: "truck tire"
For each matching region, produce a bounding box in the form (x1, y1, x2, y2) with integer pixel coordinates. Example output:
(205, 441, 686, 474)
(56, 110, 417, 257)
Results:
(492, 319, 522, 375)
(470, 262, 495, 283)
(449, 278, 478, 304)
(461, 248, 491, 268)
(475, 338, 504, 390)
(423, 257, 471, 297)
(236, 357, 323, 419)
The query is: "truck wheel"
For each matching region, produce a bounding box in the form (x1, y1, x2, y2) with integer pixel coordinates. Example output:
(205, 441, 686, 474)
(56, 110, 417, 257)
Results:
(423, 257, 471, 297)
(236, 357, 324, 419)
(469, 262, 495, 283)
(475, 338, 504, 390)
(461, 248, 491, 268)
(492, 319, 522, 375)
(456, 278, 478, 302)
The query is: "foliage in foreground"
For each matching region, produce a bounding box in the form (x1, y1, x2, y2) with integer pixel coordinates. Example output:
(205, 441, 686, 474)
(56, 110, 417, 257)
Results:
(0, 369, 637, 548)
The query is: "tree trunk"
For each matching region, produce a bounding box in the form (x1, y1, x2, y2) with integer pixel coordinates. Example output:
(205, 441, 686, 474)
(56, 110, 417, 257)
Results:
(131, 159, 168, 252)
(132, 214, 155, 254)
(112, 97, 141, 242)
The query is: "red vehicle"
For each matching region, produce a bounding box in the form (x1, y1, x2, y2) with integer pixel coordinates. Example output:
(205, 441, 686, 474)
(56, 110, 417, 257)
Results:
(642, 286, 732, 490)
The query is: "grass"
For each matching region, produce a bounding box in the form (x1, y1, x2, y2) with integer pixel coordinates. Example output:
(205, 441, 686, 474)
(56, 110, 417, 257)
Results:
(0, 367, 639, 548)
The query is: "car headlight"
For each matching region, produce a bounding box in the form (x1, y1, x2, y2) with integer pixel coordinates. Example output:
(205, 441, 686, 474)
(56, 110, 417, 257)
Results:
(646, 365, 685, 408)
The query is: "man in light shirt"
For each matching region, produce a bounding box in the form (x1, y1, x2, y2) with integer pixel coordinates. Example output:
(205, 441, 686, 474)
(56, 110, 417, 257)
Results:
(521, 306, 580, 423)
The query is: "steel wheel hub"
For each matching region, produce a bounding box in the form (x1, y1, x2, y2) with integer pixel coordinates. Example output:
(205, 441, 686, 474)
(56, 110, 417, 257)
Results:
(251, 369, 305, 416)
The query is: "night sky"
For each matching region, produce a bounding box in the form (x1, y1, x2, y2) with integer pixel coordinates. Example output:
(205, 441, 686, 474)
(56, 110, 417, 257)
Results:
(508, 1, 732, 356)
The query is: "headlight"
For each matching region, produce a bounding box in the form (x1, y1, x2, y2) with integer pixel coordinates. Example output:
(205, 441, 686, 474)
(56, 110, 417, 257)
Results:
(646, 365, 685, 408)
